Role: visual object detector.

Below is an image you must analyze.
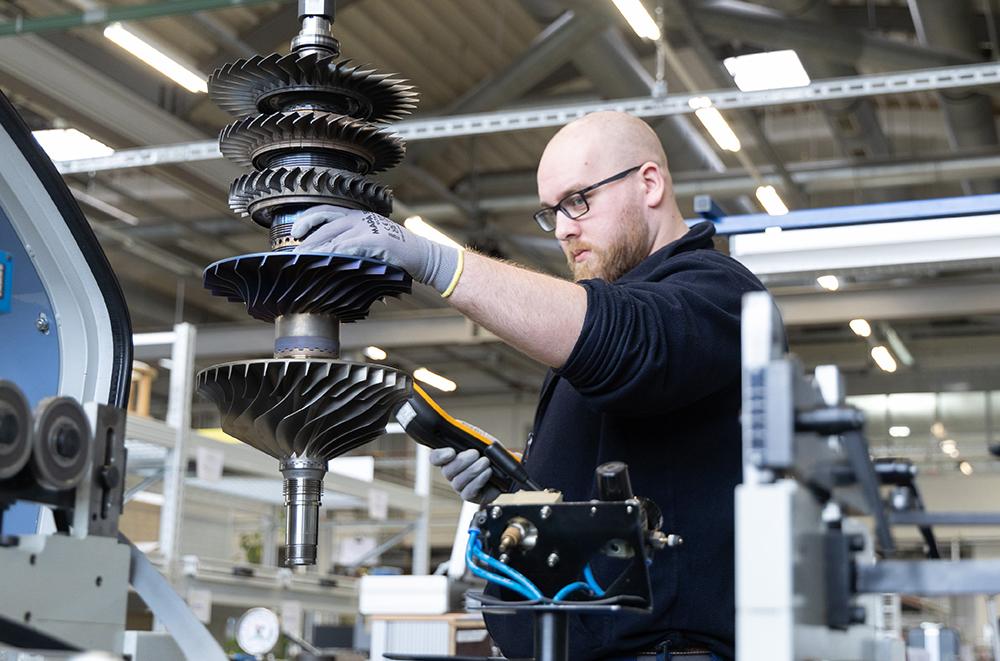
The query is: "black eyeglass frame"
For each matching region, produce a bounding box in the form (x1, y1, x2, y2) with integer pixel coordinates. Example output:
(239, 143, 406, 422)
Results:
(533, 164, 644, 231)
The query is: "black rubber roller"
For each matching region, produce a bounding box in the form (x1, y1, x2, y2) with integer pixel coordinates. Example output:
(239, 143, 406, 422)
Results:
(0, 380, 32, 480)
(31, 396, 91, 491)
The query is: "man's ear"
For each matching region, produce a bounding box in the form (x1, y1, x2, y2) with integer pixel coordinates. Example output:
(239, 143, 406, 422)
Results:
(641, 162, 667, 208)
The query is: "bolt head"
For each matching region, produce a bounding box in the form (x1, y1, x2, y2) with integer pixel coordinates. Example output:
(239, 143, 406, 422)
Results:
(299, 0, 335, 17)
(99, 465, 120, 489)
(666, 534, 684, 547)
(35, 314, 49, 334)
(540, 505, 551, 519)
(490, 506, 502, 520)
(498, 553, 509, 564)
(546, 552, 559, 567)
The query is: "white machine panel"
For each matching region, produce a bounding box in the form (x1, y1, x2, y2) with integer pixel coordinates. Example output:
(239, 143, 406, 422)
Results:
(359, 575, 451, 615)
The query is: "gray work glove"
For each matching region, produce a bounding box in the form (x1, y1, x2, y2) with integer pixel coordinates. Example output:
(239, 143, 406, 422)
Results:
(291, 206, 463, 295)
(429, 447, 500, 504)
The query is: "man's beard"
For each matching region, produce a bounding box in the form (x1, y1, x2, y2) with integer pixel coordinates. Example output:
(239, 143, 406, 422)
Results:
(566, 209, 649, 282)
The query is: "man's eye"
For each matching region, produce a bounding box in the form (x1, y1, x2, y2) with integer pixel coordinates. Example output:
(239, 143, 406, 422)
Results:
(565, 193, 587, 211)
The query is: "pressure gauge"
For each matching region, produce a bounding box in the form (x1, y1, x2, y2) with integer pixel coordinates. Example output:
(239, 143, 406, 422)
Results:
(236, 607, 281, 655)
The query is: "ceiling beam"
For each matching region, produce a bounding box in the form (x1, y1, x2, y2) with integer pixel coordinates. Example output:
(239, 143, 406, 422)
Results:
(837, 365, 1000, 396)
(793, 333, 1000, 373)
(405, 150, 1000, 217)
(690, 0, 973, 72)
(0, 34, 242, 197)
(908, 0, 1000, 195)
(0, 0, 279, 37)
(777, 282, 1000, 326)
(663, 0, 805, 206)
(748, 0, 897, 203)
(52, 58, 1000, 175)
(442, 9, 606, 117)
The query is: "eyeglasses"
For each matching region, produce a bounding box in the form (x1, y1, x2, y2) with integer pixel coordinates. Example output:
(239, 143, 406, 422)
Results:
(533, 165, 643, 232)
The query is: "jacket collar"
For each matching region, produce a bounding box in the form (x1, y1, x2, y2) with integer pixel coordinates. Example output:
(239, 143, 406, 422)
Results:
(618, 221, 716, 283)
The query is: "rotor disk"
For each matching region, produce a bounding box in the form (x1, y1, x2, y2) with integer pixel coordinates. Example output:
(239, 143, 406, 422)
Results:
(203, 252, 411, 322)
(228, 166, 392, 227)
(197, 359, 411, 462)
(209, 53, 418, 122)
(219, 111, 405, 174)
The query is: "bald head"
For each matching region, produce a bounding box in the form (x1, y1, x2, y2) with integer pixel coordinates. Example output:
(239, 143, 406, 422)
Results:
(539, 111, 668, 179)
(536, 111, 687, 281)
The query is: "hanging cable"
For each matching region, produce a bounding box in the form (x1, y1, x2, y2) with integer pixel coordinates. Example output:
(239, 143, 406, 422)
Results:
(466, 529, 542, 600)
(553, 582, 593, 602)
(583, 564, 605, 597)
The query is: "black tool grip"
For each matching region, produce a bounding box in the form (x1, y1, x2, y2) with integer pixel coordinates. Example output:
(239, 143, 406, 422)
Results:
(395, 386, 540, 493)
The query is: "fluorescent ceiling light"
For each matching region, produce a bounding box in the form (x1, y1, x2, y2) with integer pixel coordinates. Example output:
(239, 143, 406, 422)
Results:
(755, 185, 788, 216)
(959, 460, 973, 476)
(689, 97, 741, 152)
(816, 274, 840, 291)
(104, 22, 207, 93)
(888, 425, 910, 438)
(610, 0, 661, 40)
(414, 367, 457, 393)
(870, 345, 897, 373)
(849, 319, 872, 338)
(940, 439, 959, 458)
(33, 128, 113, 161)
(404, 216, 463, 250)
(723, 50, 810, 92)
(363, 346, 387, 361)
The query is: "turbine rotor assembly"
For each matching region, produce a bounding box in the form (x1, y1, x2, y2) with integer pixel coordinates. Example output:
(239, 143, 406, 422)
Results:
(197, 0, 420, 566)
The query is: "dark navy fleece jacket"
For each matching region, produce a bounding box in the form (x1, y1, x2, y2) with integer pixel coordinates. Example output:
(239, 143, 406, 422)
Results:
(484, 221, 765, 661)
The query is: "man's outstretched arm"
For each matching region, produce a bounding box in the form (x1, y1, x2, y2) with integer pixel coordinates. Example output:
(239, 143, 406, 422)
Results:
(291, 206, 587, 368)
(447, 250, 586, 368)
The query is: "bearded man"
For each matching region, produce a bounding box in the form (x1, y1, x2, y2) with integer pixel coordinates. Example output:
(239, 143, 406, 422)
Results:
(291, 111, 765, 661)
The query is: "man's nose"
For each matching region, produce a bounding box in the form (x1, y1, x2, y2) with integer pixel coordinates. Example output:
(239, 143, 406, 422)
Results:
(553, 211, 580, 242)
